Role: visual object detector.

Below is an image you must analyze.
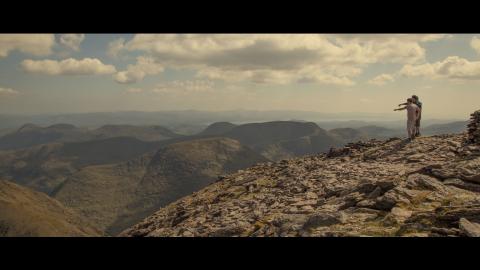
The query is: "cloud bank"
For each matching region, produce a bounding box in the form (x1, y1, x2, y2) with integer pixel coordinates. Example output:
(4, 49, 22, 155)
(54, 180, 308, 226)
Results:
(109, 34, 449, 85)
(114, 56, 164, 84)
(399, 56, 480, 80)
(21, 58, 116, 76)
(0, 34, 55, 58)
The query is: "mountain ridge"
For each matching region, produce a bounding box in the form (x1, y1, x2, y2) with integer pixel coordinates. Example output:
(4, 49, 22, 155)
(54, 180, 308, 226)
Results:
(120, 112, 480, 237)
(0, 124, 181, 151)
(0, 137, 167, 194)
(52, 137, 268, 235)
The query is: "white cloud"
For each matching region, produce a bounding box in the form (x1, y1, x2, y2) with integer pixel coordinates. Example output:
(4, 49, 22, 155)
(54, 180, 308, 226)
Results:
(196, 65, 358, 86)
(471, 36, 480, 54)
(107, 38, 125, 58)
(21, 58, 116, 75)
(330, 34, 444, 65)
(399, 56, 480, 80)
(122, 34, 447, 66)
(111, 34, 450, 86)
(152, 80, 215, 94)
(333, 34, 450, 43)
(59, 34, 85, 51)
(0, 87, 20, 96)
(114, 56, 164, 84)
(368, 73, 395, 85)
(399, 63, 436, 77)
(0, 34, 55, 58)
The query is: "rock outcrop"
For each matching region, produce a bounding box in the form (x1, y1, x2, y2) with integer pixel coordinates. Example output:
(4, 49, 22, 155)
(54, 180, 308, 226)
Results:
(121, 114, 480, 237)
(467, 110, 480, 144)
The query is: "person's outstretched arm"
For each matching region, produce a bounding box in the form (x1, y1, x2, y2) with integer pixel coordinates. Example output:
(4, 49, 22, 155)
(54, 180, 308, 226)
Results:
(398, 102, 408, 107)
(394, 107, 406, 111)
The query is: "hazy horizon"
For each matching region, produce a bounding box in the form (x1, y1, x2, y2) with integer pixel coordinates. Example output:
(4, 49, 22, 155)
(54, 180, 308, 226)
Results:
(0, 110, 468, 134)
(1, 34, 480, 119)
(0, 109, 467, 121)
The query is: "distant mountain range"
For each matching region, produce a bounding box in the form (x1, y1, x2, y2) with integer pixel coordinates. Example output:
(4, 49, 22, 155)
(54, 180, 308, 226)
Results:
(0, 137, 167, 194)
(421, 121, 468, 136)
(209, 121, 343, 160)
(0, 124, 91, 150)
(328, 121, 468, 141)
(198, 122, 237, 136)
(0, 123, 183, 151)
(0, 110, 466, 130)
(92, 125, 182, 141)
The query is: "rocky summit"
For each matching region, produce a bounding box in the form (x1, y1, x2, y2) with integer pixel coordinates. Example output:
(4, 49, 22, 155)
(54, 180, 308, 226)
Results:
(121, 124, 480, 237)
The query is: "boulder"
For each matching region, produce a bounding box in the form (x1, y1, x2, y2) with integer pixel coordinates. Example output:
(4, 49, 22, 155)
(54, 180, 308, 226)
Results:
(302, 212, 343, 230)
(390, 207, 412, 222)
(459, 218, 480, 237)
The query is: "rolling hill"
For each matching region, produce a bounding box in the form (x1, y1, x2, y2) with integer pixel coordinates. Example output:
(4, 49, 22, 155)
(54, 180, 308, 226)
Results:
(328, 128, 368, 143)
(0, 123, 91, 151)
(197, 122, 237, 136)
(0, 123, 181, 151)
(0, 137, 166, 194)
(422, 121, 468, 135)
(91, 125, 183, 141)
(198, 121, 344, 161)
(0, 180, 101, 237)
(52, 137, 268, 235)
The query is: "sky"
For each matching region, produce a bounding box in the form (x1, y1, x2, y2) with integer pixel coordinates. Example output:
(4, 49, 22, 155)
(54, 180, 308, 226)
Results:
(0, 34, 480, 119)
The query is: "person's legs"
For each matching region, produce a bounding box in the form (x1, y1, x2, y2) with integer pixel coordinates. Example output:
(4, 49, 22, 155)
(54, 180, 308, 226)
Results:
(415, 117, 421, 136)
(407, 120, 413, 140)
(407, 119, 415, 140)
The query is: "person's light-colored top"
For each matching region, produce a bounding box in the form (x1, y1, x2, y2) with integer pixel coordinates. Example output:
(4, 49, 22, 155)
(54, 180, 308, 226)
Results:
(406, 103, 420, 121)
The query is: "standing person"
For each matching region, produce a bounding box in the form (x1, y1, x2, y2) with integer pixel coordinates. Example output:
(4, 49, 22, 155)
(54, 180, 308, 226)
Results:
(398, 95, 422, 136)
(394, 98, 420, 141)
(412, 95, 422, 136)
